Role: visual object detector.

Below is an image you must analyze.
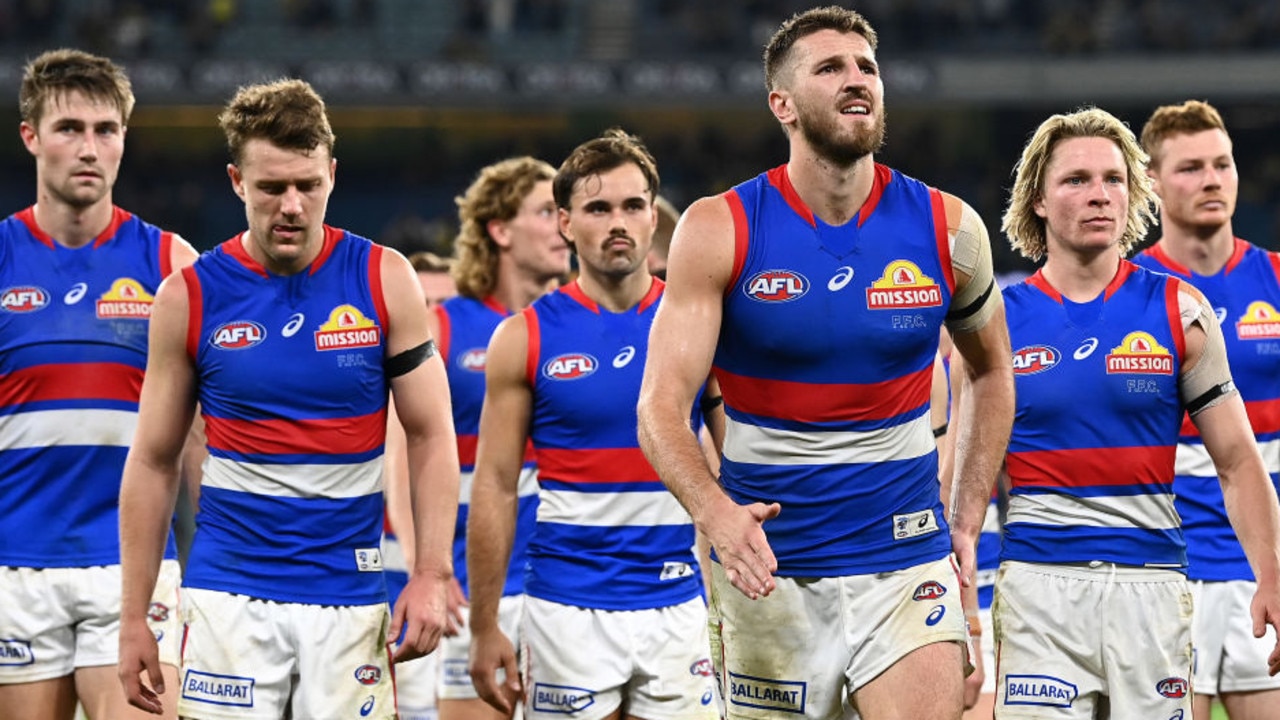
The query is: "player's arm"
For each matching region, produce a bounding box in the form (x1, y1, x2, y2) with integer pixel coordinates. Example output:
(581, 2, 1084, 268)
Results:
(118, 270, 199, 714)
(638, 195, 780, 600)
(467, 312, 534, 714)
(1178, 282, 1280, 675)
(940, 194, 1014, 589)
(380, 247, 461, 663)
(169, 236, 209, 507)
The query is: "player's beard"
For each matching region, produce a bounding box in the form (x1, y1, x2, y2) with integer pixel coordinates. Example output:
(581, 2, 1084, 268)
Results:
(798, 103, 887, 168)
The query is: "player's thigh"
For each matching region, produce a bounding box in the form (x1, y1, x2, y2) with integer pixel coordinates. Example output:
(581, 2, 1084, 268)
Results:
(1220, 688, 1280, 720)
(852, 641, 965, 720)
(0, 676, 78, 720)
(439, 697, 509, 720)
(76, 663, 179, 720)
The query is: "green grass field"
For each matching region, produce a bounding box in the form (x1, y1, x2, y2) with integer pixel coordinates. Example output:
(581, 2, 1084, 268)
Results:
(1212, 699, 1229, 720)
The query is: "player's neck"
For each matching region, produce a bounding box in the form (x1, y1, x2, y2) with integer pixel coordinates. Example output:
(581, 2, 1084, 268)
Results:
(1040, 249, 1122, 304)
(576, 268, 653, 313)
(493, 262, 556, 312)
(785, 147, 875, 226)
(1154, 220, 1234, 276)
(30, 196, 114, 249)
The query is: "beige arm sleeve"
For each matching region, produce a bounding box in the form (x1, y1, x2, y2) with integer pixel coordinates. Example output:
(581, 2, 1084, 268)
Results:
(1178, 286, 1238, 416)
(945, 203, 1000, 335)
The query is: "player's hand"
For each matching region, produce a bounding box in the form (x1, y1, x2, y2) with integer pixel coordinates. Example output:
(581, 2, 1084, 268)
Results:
(469, 626, 522, 714)
(390, 571, 449, 662)
(703, 496, 780, 600)
(444, 575, 469, 637)
(964, 634, 984, 709)
(118, 617, 166, 715)
(1250, 581, 1280, 676)
(951, 533, 978, 589)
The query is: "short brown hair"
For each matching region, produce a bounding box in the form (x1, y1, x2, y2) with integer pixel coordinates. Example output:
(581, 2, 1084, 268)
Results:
(217, 79, 335, 166)
(1140, 100, 1227, 169)
(1003, 107, 1156, 262)
(553, 128, 659, 210)
(763, 6, 878, 92)
(20, 48, 135, 127)
(453, 156, 557, 299)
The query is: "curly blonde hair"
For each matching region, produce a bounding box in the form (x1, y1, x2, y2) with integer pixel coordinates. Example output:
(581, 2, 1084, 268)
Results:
(1002, 107, 1156, 262)
(453, 156, 556, 299)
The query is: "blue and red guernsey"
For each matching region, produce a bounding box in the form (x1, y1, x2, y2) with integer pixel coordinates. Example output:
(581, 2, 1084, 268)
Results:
(0, 206, 178, 567)
(715, 164, 954, 576)
(523, 279, 700, 610)
(184, 227, 391, 605)
(436, 295, 538, 598)
(1134, 239, 1280, 580)
(1002, 262, 1186, 568)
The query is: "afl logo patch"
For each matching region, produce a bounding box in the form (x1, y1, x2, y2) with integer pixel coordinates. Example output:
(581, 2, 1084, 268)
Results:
(912, 581, 947, 601)
(1012, 345, 1061, 375)
(458, 348, 487, 373)
(354, 665, 382, 686)
(1156, 677, 1188, 698)
(210, 321, 266, 350)
(1, 286, 49, 313)
(744, 270, 809, 302)
(543, 353, 597, 380)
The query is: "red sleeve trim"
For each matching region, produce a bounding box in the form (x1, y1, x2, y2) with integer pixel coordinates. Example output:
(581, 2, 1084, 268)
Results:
(929, 188, 955, 294)
(159, 231, 174, 279)
(182, 266, 202, 360)
(368, 244, 390, 334)
(1166, 277, 1186, 364)
(434, 304, 451, 360)
(522, 306, 541, 389)
(724, 190, 749, 297)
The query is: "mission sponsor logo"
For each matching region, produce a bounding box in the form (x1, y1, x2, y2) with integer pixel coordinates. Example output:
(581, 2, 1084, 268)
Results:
(0, 286, 49, 313)
(314, 304, 381, 351)
(458, 348, 487, 372)
(727, 672, 806, 714)
(1012, 345, 1061, 374)
(210, 321, 266, 350)
(182, 670, 254, 707)
(744, 269, 809, 302)
(866, 260, 943, 309)
(95, 278, 153, 319)
(542, 353, 597, 380)
(1105, 332, 1174, 375)
(1156, 677, 1189, 698)
(532, 683, 595, 713)
(1236, 301, 1280, 340)
(1004, 674, 1077, 708)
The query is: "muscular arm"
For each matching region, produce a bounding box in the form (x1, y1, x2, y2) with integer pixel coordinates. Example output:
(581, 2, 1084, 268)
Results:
(467, 312, 533, 713)
(637, 196, 780, 600)
(1180, 282, 1280, 674)
(118, 271, 199, 714)
(381, 248, 460, 662)
(940, 194, 1014, 587)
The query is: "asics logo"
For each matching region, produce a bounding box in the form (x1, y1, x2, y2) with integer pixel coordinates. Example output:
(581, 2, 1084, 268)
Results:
(613, 345, 636, 368)
(64, 282, 88, 305)
(828, 266, 855, 291)
(282, 313, 305, 338)
(1073, 337, 1099, 360)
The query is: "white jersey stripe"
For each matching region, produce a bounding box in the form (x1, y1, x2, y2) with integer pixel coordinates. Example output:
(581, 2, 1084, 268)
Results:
(1007, 491, 1180, 531)
(201, 454, 383, 499)
(537, 487, 691, 528)
(1175, 439, 1280, 477)
(722, 413, 935, 467)
(0, 408, 136, 450)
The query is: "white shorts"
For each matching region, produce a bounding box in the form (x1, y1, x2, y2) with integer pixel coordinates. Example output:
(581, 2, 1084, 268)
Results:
(712, 556, 967, 720)
(0, 560, 181, 683)
(979, 606, 995, 695)
(1190, 578, 1280, 695)
(992, 561, 1193, 719)
(522, 596, 718, 720)
(438, 594, 524, 700)
(177, 588, 395, 720)
(396, 650, 439, 720)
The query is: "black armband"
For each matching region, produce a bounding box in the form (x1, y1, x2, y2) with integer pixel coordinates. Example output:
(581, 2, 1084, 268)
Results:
(700, 394, 724, 413)
(933, 422, 949, 438)
(384, 339, 437, 379)
(946, 279, 995, 322)
(1185, 380, 1235, 416)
